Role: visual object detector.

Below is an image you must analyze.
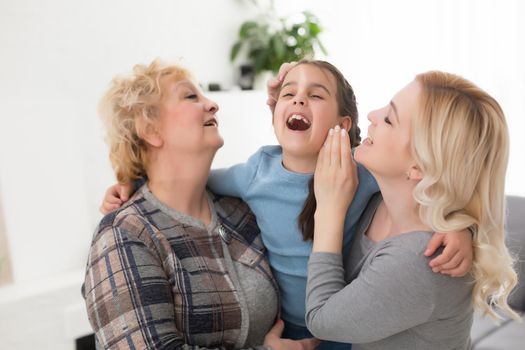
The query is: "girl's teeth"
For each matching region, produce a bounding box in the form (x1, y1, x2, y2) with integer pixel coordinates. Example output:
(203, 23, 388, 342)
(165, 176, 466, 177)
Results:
(287, 114, 311, 124)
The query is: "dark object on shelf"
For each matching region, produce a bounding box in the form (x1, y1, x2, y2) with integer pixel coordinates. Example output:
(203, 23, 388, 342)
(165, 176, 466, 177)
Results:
(76, 333, 96, 350)
(239, 64, 255, 90)
(208, 83, 222, 91)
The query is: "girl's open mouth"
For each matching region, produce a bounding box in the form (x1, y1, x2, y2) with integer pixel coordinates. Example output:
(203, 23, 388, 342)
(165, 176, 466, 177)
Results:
(286, 114, 311, 131)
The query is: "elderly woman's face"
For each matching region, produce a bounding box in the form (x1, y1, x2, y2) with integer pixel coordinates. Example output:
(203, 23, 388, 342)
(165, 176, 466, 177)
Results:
(155, 78, 223, 154)
(355, 80, 421, 180)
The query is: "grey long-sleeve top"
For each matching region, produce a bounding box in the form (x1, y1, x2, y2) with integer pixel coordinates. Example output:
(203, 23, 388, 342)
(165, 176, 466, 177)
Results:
(306, 193, 473, 350)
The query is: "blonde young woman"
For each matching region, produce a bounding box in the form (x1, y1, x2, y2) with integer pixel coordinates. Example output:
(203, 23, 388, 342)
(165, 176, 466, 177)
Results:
(83, 60, 319, 350)
(306, 71, 519, 349)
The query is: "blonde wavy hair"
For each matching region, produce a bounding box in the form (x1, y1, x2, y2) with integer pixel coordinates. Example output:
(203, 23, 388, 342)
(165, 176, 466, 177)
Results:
(98, 59, 191, 184)
(412, 71, 519, 320)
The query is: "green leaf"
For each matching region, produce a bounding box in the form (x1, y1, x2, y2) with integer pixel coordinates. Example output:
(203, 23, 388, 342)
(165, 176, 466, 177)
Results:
(308, 22, 321, 36)
(230, 41, 243, 62)
(254, 49, 270, 74)
(271, 34, 286, 61)
(239, 21, 259, 39)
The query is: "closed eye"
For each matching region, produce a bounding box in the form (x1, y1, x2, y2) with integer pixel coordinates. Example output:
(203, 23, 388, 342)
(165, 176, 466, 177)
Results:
(311, 94, 323, 99)
(282, 92, 294, 98)
(186, 94, 198, 99)
(384, 116, 392, 125)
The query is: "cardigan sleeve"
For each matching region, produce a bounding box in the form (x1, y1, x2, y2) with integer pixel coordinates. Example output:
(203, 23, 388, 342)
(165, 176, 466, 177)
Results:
(83, 214, 266, 350)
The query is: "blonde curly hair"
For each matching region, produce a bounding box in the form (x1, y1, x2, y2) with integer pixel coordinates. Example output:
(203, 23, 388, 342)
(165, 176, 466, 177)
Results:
(98, 59, 191, 184)
(412, 71, 519, 320)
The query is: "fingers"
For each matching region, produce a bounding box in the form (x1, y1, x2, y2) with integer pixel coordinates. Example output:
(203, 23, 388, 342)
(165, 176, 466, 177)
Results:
(425, 232, 445, 257)
(429, 242, 457, 272)
(277, 61, 297, 81)
(267, 76, 282, 89)
(100, 183, 130, 215)
(440, 257, 472, 277)
(119, 183, 132, 202)
(322, 128, 334, 170)
(316, 134, 327, 174)
(267, 319, 284, 337)
(330, 126, 341, 167)
(99, 202, 120, 215)
(105, 196, 122, 205)
(340, 127, 353, 174)
(435, 251, 463, 271)
(298, 337, 321, 350)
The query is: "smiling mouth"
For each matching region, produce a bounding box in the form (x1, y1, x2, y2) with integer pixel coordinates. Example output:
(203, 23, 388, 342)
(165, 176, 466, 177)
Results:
(286, 114, 311, 131)
(204, 118, 218, 127)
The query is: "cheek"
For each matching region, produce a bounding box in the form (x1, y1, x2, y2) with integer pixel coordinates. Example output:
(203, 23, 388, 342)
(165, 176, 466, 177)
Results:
(314, 105, 339, 127)
(273, 102, 286, 120)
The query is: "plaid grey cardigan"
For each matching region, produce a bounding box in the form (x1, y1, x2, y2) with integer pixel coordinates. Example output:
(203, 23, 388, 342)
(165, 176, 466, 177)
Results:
(83, 187, 279, 349)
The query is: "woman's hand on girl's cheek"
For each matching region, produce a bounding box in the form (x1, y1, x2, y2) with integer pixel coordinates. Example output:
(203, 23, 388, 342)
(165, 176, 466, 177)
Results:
(314, 126, 358, 215)
(425, 229, 473, 277)
(266, 62, 297, 113)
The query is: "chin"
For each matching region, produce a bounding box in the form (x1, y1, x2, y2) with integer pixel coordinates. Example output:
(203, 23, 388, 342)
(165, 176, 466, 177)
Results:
(215, 138, 225, 149)
(354, 145, 365, 163)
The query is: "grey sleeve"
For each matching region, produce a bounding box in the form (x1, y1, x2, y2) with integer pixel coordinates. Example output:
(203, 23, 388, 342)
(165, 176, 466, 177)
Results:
(305, 248, 436, 344)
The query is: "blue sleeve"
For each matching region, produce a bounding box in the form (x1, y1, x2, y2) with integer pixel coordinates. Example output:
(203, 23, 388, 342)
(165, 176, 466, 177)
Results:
(207, 149, 263, 199)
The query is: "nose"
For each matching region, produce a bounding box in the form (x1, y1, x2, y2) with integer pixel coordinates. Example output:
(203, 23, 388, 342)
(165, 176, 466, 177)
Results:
(205, 97, 219, 113)
(292, 94, 306, 106)
(367, 110, 376, 124)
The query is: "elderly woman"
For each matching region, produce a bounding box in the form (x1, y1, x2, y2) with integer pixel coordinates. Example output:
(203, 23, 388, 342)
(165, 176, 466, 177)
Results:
(306, 71, 519, 349)
(83, 60, 317, 350)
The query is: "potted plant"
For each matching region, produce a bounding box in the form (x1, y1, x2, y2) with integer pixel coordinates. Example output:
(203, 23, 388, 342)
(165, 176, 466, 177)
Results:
(231, 3, 327, 89)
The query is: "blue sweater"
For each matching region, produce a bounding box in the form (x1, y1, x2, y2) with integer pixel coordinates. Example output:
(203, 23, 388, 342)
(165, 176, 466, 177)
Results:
(208, 145, 378, 326)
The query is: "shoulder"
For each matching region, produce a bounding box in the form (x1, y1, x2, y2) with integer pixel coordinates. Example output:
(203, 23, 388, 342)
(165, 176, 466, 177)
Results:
(259, 145, 283, 159)
(239, 145, 282, 174)
(376, 232, 472, 291)
(366, 232, 437, 289)
(93, 195, 157, 248)
(241, 145, 283, 183)
(377, 232, 433, 268)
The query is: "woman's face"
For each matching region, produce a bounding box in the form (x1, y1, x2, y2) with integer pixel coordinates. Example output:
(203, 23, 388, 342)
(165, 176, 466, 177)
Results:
(273, 64, 343, 161)
(355, 80, 421, 180)
(156, 78, 223, 155)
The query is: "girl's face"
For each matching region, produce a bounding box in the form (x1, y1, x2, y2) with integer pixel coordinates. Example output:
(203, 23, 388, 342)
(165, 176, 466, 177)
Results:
(355, 80, 421, 180)
(273, 64, 344, 163)
(155, 78, 223, 154)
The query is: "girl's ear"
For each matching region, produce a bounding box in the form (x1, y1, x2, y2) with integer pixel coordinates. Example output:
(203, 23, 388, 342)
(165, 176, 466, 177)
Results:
(340, 116, 352, 131)
(137, 117, 163, 148)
